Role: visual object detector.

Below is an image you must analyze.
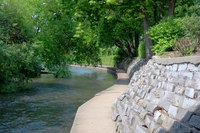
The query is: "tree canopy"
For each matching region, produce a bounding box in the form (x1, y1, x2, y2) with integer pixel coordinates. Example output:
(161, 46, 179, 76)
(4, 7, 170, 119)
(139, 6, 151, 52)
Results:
(0, 0, 199, 92)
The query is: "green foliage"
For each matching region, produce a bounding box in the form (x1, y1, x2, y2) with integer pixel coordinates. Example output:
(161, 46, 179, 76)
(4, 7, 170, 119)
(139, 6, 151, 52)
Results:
(99, 47, 117, 66)
(0, 41, 41, 93)
(100, 55, 115, 67)
(114, 48, 129, 67)
(53, 64, 71, 78)
(181, 15, 200, 40)
(175, 38, 198, 56)
(0, 82, 32, 93)
(148, 18, 183, 55)
(138, 42, 146, 59)
(0, 0, 35, 43)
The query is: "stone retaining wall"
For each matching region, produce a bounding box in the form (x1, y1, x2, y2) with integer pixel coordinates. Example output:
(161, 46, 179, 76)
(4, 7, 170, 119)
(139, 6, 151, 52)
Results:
(112, 56, 200, 133)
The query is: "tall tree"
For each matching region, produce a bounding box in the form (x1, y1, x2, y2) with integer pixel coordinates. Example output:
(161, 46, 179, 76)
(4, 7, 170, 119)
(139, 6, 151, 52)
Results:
(168, 0, 176, 16)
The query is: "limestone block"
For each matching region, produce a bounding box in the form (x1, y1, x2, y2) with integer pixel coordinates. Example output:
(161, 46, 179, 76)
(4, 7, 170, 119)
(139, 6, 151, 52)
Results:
(194, 72, 200, 79)
(172, 64, 178, 71)
(154, 70, 160, 75)
(161, 82, 167, 90)
(166, 71, 172, 77)
(132, 104, 140, 113)
(178, 64, 188, 71)
(168, 77, 177, 83)
(134, 96, 141, 103)
(149, 120, 160, 133)
(158, 99, 171, 111)
(135, 125, 149, 133)
(166, 65, 171, 71)
(166, 83, 175, 92)
(174, 94, 184, 107)
(119, 93, 126, 101)
(184, 87, 197, 98)
(154, 110, 162, 124)
(130, 91, 136, 98)
(153, 127, 167, 133)
(164, 91, 176, 104)
(187, 64, 198, 72)
(121, 115, 129, 126)
(167, 73, 183, 85)
(185, 79, 196, 88)
(168, 105, 179, 118)
(146, 102, 158, 113)
(198, 64, 200, 71)
(139, 90, 147, 99)
(175, 86, 185, 95)
(151, 79, 159, 88)
(195, 81, 200, 90)
(144, 115, 154, 127)
(161, 114, 175, 131)
(145, 94, 151, 101)
(128, 111, 136, 126)
(189, 115, 200, 129)
(151, 75, 156, 80)
(112, 109, 119, 121)
(178, 71, 193, 80)
(139, 109, 148, 120)
(157, 82, 162, 88)
(154, 90, 165, 98)
(160, 70, 166, 77)
(182, 97, 197, 109)
(175, 108, 192, 122)
(138, 99, 148, 108)
(170, 71, 179, 78)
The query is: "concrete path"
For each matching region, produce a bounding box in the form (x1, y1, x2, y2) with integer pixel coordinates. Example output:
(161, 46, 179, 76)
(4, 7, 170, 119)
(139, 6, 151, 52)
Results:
(70, 70, 129, 133)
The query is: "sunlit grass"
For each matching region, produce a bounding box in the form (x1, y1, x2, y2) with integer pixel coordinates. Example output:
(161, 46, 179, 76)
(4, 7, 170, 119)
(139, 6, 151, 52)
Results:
(100, 55, 115, 67)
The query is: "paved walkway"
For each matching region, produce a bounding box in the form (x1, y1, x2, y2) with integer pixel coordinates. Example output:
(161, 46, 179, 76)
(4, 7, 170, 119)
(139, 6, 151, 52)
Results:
(70, 70, 129, 133)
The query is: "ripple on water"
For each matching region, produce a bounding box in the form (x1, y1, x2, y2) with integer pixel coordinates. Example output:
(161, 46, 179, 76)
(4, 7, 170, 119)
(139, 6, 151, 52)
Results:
(0, 67, 116, 133)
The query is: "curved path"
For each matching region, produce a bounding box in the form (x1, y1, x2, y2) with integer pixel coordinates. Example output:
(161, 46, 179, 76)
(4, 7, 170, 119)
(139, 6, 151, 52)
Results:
(70, 69, 129, 133)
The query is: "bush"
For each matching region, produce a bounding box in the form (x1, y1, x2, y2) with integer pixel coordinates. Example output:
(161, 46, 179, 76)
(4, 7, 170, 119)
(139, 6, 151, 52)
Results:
(114, 48, 129, 68)
(0, 41, 41, 93)
(181, 15, 200, 44)
(148, 18, 183, 55)
(138, 42, 146, 59)
(175, 38, 198, 56)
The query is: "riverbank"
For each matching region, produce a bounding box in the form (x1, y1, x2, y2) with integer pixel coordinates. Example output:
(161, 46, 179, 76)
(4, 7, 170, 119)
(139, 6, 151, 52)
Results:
(70, 69, 129, 133)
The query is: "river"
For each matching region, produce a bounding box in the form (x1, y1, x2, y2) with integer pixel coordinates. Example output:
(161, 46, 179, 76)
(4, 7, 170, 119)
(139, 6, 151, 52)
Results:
(0, 67, 116, 133)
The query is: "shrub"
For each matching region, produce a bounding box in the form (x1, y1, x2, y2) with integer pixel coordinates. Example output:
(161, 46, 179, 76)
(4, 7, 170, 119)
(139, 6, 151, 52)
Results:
(148, 18, 183, 55)
(114, 48, 129, 68)
(138, 42, 146, 59)
(0, 41, 41, 93)
(181, 15, 200, 45)
(175, 38, 198, 56)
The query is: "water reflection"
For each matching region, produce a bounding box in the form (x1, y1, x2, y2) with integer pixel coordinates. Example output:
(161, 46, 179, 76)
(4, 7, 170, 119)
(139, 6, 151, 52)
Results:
(0, 67, 116, 133)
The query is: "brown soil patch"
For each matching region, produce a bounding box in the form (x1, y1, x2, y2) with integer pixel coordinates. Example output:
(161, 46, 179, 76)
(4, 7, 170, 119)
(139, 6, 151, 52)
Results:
(159, 48, 200, 58)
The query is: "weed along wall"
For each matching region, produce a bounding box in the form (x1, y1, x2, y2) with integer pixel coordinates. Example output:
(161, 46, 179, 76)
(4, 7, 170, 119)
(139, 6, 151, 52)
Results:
(112, 56, 200, 133)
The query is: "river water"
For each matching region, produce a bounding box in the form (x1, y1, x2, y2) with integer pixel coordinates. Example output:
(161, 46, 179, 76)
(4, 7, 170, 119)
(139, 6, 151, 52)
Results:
(0, 67, 116, 133)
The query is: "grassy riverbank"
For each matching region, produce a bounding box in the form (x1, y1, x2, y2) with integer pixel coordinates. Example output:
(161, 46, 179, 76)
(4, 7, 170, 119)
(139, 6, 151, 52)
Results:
(100, 55, 115, 67)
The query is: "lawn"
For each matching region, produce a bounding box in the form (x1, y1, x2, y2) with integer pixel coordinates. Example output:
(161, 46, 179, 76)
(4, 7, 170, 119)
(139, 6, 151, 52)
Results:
(100, 55, 115, 67)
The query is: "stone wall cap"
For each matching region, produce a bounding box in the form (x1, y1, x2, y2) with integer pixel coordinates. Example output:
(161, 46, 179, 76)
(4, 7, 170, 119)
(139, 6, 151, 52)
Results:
(152, 56, 200, 65)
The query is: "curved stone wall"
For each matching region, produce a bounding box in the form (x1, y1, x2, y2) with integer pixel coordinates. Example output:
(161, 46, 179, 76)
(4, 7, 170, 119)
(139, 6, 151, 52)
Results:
(112, 56, 200, 133)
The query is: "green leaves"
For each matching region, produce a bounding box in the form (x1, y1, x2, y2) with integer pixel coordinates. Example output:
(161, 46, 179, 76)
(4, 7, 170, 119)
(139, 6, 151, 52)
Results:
(0, 41, 41, 90)
(148, 18, 183, 55)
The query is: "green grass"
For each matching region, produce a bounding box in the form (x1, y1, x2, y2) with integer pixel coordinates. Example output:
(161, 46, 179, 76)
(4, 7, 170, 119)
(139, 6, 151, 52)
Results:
(100, 55, 115, 67)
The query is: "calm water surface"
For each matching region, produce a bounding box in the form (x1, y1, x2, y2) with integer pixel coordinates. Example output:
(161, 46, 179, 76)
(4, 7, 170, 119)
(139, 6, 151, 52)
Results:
(0, 67, 116, 133)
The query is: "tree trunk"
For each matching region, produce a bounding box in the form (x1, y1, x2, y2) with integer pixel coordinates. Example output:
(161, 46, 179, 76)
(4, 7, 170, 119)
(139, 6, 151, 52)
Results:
(134, 31, 140, 56)
(143, 11, 153, 58)
(153, 0, 158, 23)
(168, 0, 176, 17)
(159, 0, 164, 18)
